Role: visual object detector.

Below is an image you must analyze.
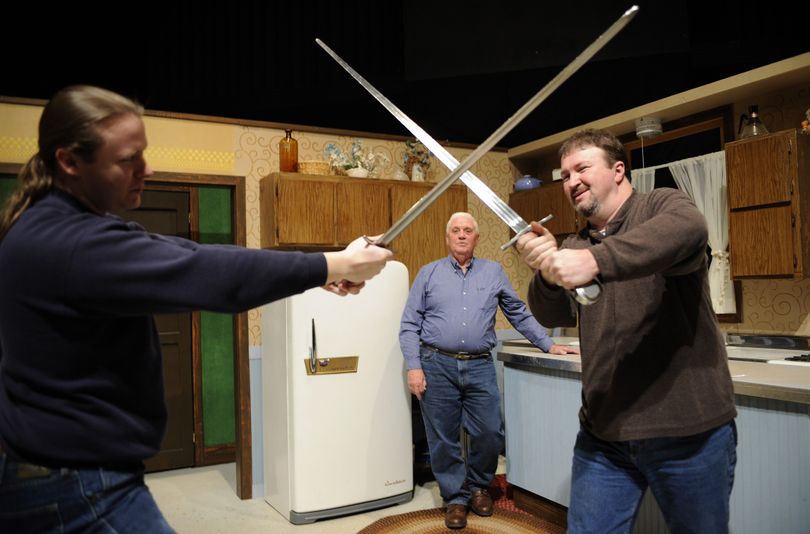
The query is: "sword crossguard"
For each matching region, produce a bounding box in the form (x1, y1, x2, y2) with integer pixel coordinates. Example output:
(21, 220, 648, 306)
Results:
(500, 214, 554, 251)
(363, 235, 395, 254)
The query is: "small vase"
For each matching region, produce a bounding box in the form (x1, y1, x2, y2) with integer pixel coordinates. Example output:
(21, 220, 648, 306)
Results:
(411, 164, 424, 182)
(346, 167, 369, 178)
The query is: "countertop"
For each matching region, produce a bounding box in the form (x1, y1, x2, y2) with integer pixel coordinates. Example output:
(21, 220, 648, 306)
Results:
(498, 338, 810, 405)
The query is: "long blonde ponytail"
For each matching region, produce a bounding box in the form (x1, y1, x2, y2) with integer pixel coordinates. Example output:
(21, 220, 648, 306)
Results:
(0, 154, 53, 240)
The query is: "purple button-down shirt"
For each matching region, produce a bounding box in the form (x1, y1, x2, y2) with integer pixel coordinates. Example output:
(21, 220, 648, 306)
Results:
(399, 255, 554, 369)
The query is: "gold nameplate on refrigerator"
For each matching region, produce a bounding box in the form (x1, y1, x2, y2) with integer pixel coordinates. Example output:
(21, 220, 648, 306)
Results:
(304, 356, 359, 376)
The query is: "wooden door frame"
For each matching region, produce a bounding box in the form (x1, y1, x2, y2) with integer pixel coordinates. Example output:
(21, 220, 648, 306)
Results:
(148, 172, 252, 499)
(1, 163, 253, 499)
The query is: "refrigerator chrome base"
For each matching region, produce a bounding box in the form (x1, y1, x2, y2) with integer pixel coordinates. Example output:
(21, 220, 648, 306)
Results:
(289, 490, 412, 525)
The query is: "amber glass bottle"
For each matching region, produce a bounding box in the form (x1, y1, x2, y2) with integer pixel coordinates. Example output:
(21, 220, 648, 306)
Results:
(279, 129, 298, 172)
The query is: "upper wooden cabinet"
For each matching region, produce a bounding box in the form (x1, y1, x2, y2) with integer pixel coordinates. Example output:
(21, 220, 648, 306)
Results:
(726, 129, 810, 278)
(260, 173, 467, 284)
(391, 182, 468, 283)
(260, 173, 389, 248)
(508, 181, 579, 236)
(335, 181, 390, 245)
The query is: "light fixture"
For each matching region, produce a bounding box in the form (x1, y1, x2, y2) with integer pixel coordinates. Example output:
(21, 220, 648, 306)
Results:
(635, 116, 663, 139)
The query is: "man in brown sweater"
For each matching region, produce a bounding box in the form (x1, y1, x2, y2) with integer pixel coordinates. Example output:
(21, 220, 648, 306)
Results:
(516, 129, 737, 534)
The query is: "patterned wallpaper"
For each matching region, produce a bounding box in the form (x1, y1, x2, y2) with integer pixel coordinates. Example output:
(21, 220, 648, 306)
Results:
(725, 81, 810, 335)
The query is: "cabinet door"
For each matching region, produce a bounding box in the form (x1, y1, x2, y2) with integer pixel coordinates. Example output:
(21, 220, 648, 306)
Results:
(335, 181, 390, 246)
(726, 131, 795, 210)
(729, 206, 796, 277)
(508, 181, 578, 235)
(277, 177, 336, 245)
(391, 183, 467, 284)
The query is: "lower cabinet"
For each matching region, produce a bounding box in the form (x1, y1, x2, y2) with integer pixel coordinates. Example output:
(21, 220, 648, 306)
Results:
(501, 359, 810, 534)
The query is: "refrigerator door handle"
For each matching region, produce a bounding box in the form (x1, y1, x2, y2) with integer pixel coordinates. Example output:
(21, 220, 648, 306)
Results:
(309, 318, 317, 374)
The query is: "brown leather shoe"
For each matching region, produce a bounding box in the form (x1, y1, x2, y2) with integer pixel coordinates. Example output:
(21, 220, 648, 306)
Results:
(445, 504, 468, 529)
(469, 488, 493, 516)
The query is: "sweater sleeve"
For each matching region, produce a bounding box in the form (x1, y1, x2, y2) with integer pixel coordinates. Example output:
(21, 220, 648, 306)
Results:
(589, 189, 708, 283)
(527, 271, 578, 328)
(63, 217, 328, 315)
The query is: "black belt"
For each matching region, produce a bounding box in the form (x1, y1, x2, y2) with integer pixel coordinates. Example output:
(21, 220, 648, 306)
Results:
(0, 445, 54, 480)
(0, 445, 140, 479)
(421, 343, 491, 360)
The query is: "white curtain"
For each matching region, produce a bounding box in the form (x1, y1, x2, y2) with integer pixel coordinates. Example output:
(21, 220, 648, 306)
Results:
(668, 151, 736, 314)
(631, 167, 656, 193)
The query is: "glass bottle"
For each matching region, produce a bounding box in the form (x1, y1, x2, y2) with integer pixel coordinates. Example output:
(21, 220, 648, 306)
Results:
(738, 105, 769, 139)
(279, 129, 298, 172)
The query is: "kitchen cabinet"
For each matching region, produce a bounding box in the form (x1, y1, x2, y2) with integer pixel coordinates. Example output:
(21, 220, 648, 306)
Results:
(508, 181, 579, 236)
(726, 129, 810, 278)
(390, 182, 467, 284)
(260, 173, 389, 247)
(260, 173, 466, 284)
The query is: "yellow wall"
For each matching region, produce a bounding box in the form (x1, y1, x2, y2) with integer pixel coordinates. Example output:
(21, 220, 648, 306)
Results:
(0, 101, 522, 343)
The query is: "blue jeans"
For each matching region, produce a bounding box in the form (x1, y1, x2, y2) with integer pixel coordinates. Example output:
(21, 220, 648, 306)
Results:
(418, 345, 503, 505)
(569, 421, 737, 534)
(0, 450, 175, 533)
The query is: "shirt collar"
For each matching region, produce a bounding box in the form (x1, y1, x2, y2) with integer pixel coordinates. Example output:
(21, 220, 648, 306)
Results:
(587, 190, 637, 242)
(448, 254, 475, 272)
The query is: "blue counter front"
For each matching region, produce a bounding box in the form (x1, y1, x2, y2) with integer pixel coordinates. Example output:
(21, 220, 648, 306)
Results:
(499, 339, 810, 534)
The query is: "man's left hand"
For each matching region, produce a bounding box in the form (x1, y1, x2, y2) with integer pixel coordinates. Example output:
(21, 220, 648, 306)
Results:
(547, 344, 580, 355)
(541, 249, 599, 290)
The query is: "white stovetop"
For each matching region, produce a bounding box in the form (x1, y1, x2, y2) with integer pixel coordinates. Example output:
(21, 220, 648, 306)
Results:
(725, 346, 810, 366)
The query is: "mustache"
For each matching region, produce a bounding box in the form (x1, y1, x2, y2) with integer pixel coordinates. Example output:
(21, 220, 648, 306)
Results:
(572, 185, 589, 198)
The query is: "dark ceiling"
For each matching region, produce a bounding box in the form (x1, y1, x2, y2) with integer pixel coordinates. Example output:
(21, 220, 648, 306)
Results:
(4, 1, 808, 147)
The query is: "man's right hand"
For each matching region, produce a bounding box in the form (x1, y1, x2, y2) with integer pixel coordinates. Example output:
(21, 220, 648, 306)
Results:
(407, 368, 427, 400)
(324, 234, 393, 293)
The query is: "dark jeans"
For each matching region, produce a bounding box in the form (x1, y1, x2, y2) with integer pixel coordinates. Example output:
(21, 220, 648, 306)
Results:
(0, 450, 175, 533)
(568, 421, 738, 534)
(418, 345, 503, 505)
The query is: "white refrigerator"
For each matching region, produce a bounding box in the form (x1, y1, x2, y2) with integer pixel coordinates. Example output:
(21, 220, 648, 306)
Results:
(261, 261, 413, 524)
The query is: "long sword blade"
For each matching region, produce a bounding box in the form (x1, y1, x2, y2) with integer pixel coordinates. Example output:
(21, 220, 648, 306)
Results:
(322, 5, 638, 247)
(316, 38, 530, 250)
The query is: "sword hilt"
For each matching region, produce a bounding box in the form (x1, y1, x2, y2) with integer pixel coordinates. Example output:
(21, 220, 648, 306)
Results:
(503, 214, 602, 306)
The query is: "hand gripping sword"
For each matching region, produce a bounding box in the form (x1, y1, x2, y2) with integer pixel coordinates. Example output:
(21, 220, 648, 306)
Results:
(317, 5, 637, 304)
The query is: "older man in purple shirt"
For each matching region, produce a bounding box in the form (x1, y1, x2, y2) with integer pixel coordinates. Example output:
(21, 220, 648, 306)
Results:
(399, 212, 577, 529)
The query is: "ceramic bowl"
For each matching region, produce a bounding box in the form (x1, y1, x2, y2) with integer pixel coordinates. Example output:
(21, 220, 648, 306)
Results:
(514, 176, 542, 191)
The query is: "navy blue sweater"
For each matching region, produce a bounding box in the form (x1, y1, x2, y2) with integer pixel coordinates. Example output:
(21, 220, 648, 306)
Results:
(0, 189, 327, 467)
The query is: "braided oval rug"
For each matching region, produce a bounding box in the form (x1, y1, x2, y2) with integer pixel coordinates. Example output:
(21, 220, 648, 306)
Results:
(357, 507, 564, 534)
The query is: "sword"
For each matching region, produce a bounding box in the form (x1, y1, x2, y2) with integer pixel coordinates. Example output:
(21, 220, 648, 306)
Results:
(316, 40, 534, 252)
(316, 6, 636, 304)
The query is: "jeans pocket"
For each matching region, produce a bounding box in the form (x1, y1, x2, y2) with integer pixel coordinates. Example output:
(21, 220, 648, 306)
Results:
(0, 503, 62, 533)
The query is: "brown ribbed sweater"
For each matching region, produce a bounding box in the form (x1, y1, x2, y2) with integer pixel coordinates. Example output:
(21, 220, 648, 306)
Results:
(528, 188, 736, 441)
